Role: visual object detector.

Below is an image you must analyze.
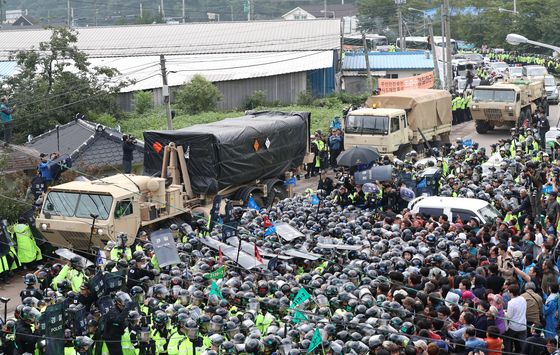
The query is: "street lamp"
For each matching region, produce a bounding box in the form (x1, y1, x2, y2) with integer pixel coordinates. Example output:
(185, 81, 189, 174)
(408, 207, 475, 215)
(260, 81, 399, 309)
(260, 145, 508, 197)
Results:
(506, 33, 560, 53)
(408, 7, 427, 34)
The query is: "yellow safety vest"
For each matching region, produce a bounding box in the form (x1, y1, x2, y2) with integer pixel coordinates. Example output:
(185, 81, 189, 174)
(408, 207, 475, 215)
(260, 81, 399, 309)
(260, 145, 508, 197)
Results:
(12, 223, 42, 264)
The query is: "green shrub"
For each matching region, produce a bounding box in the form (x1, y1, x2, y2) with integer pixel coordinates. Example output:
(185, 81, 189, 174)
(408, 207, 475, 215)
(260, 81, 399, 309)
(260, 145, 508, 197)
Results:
(242, 90, 268, 110)
(89, 113, 117, 127)
(297, 91, 314, 106)
(134, 90, 153, 114)
(334, 92, 369, 106)
(312, 96, 343, 109)
(175, 74, 222, 114)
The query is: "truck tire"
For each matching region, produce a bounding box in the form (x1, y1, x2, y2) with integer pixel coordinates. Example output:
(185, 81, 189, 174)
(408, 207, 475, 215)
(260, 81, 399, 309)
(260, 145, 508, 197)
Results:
(236, 186, 265, 208)
(475, 121, 490, 134)
(265, 179, 288, 206)
(395, 144, 412, 160)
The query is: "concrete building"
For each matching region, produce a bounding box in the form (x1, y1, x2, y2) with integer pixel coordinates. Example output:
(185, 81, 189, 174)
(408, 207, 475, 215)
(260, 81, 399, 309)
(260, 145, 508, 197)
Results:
(341, 51, 435, 93)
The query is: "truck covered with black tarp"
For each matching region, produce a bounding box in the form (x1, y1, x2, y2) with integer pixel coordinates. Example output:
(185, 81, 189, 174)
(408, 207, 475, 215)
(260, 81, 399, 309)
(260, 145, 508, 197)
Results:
(36, 111, 311, 251)
(143, 111, 311, 195)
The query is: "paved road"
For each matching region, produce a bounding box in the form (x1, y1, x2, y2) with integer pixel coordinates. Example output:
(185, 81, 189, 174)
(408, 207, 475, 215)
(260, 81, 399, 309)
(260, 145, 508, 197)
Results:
(450, 104, 560, 150)
(1, 269, 26, 319)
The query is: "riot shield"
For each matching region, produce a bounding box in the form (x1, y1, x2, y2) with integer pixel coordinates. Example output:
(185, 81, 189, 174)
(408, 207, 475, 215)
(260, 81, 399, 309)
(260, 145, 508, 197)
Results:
(150, 229, 181, 267)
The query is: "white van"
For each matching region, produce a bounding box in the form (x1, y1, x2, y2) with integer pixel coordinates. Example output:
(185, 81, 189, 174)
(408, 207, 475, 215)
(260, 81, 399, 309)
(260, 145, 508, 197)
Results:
(407, 196, 501, 225)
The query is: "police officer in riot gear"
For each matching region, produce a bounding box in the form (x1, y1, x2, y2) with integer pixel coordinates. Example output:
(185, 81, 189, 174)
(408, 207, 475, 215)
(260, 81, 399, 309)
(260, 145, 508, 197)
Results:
(20, 273, 42, 302)
(103, 291, 133, 355)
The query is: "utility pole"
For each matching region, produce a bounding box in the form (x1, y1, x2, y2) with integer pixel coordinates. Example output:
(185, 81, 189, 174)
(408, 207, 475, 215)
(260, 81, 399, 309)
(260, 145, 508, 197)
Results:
(323, 0, 327, 19)
(160, 55, 173, 130)
(440, 5, 446, 88)
(71, 7, 74, 27)
(247, 0, 251, 21)
(443, 0, 453, 91)
(94, 0, 97, 26)
(427, 19, 440, 89)
(514, 0, 517, 14)
(67, 0, 71, 27)
(395, 0, 406, 51)
(339, 18, 344, 91)
(160, 0, 165, 20)
(182, 0, 185, 23)
(140, 3, 143, 18)
(362, 33, 373, 94)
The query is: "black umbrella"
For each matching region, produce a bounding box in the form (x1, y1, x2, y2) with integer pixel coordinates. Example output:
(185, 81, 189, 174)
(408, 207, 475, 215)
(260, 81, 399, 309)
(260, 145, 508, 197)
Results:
(336, 146, 380, 167)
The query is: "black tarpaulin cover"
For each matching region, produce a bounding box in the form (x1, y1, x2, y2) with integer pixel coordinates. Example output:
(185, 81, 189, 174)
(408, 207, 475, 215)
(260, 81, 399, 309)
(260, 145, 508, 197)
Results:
(143, 111, 310, 195)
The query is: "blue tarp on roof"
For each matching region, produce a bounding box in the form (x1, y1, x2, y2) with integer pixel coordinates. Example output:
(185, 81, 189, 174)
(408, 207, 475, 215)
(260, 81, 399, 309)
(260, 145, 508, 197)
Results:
(342, 52, 434, 71)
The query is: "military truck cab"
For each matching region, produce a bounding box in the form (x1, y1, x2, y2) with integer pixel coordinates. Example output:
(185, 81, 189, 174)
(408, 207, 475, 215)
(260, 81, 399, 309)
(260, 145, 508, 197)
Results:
(343, 108, 410, 155)
(38, 174, 189, 250)
(472, 79, 546, 134)
(342, 89, 452, 159)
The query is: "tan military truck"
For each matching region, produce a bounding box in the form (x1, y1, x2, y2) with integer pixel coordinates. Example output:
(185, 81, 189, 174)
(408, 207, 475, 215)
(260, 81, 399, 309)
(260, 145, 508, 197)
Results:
(36, 111, 311, 250)
(343, 89, 452, 159)
(471, 79, 547, 134)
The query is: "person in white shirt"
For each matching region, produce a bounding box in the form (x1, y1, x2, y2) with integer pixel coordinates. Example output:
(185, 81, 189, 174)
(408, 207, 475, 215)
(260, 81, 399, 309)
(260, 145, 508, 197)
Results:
(504, 284, 527, 353)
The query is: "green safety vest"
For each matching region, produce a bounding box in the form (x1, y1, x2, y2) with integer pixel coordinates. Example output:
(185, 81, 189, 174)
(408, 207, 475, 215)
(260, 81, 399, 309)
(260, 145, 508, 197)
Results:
(51, 265, 87, 293)
(314, 140, 325, 168)
(13, 223, 42, 264)
(459, 97, 466, 110)
(510, 140, 517, 158)
(122, 329, 138, 355)
(451, 97, 462, 111)
(167, 330, 185, 355)
(110, 247, 132, 262)
(465, 95, 472, 108)
(151, 329, 168, 354)
(151, 254, 160, 272)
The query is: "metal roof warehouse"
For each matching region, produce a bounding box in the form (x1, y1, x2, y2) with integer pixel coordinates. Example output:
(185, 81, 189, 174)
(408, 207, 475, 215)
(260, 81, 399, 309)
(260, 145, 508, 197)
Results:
(342, 52, 435, 71)
(0, 20, 341, 110)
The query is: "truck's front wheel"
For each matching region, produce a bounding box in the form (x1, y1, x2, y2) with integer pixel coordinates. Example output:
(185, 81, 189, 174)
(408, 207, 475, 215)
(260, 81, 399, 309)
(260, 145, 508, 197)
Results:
(475, 121, 490, 134)
(396, 144, 412, 160)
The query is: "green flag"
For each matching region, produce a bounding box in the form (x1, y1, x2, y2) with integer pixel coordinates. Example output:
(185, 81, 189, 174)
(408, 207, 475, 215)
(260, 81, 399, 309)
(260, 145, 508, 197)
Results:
(292, 310, 308, 324)
(209, 281, 224, 300)
(290, 287, 311, 309)
(307, 328, 322, 353)
(204, 266, 225, 280)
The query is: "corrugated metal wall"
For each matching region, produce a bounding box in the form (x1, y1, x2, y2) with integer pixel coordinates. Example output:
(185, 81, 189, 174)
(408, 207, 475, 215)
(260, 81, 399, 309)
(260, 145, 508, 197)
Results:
(307, 67, 336, 97)
(214, 72, 307, 110)
(117, 72, 307, 112)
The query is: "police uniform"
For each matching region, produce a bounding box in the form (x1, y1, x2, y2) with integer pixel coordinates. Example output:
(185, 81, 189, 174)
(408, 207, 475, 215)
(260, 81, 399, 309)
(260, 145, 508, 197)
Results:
(11, 223, 42, 265)
(52, 265, 87, 293)
(110, 246, 132, 262)
(20, 286, 43, 302)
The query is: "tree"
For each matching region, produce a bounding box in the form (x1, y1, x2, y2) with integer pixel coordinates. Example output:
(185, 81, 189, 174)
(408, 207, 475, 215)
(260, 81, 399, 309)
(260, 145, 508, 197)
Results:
(2, 27, 127, 143)
(175, 74, 222, 114)
(0, 155, 30, 223)
(134, 91, 153, 114)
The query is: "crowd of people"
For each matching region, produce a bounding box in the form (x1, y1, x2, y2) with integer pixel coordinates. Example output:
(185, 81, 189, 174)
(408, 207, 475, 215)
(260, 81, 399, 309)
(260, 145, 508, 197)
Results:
(0, 121, 560, 355)
(2, 47, 560, 355)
